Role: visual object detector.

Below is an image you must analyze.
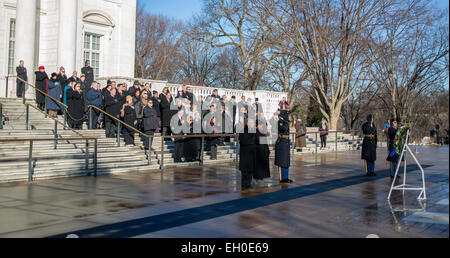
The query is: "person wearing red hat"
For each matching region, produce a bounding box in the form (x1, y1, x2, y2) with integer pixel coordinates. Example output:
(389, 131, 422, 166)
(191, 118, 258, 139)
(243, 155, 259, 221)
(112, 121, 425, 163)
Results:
(35, 66, 48, 111)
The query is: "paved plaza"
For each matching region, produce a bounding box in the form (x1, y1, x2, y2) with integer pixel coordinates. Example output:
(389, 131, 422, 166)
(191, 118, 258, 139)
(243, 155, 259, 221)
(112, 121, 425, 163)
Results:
(0, 146, 448, 238)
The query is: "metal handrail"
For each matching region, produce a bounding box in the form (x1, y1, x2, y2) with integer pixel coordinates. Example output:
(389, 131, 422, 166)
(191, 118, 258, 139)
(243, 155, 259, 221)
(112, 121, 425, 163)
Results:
(0, 137, 98, 142)
(13, 76, 68, 109)
(26, 103, 83, 137)
(0, 137, 98, 182)
(88, 105, 150, 137)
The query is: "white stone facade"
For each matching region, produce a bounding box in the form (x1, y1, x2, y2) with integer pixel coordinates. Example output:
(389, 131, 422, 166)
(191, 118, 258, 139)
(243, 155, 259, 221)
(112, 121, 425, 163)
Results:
(0, 0, 136, 98)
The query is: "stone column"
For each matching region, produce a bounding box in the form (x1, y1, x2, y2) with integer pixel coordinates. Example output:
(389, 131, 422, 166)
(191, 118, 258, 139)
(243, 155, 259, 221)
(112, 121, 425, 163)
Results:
(58, 0, 78, 74)
(15, 0, 37, 98)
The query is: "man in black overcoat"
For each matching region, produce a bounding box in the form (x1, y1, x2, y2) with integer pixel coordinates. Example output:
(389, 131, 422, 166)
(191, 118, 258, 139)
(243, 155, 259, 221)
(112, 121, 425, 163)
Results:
(16, 60, 27, 98)
(81, 60, 94, 89)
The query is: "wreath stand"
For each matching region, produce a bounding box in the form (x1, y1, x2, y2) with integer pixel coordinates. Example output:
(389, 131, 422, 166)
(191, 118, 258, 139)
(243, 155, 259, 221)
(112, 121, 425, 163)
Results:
(387, 130, 427, 200)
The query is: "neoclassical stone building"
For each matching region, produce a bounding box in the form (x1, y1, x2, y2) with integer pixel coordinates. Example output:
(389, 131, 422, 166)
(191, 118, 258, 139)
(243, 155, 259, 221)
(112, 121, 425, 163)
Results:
(0, 0, 136, 97)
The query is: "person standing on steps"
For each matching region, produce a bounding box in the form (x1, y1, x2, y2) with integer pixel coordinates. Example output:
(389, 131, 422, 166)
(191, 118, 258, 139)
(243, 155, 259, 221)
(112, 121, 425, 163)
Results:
(143, 99, 159, 151)
(81, 60, 94, 90)
(46, 73, 62, 118)
(16, 60, 27, 98)
(35, 66, 48, 111)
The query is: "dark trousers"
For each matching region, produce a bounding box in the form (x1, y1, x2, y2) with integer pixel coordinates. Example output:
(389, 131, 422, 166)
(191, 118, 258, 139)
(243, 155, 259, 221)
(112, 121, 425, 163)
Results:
(105, 120, 116, 138)
(16, 82, 25, 98)
(364, 160, 375, 174)
(156, 117, 161, 133)
(210, 144, 217, 159)
(320, 135, 327, 148)
(174, 141, 184, 162)
(144, 130, 155, 150)
(89, 108, 100, 129)
(278, 167, 289, 181)
(390, 161, 398, 176)
(241, 171, 253, 189)
(162, 126, 171, 140)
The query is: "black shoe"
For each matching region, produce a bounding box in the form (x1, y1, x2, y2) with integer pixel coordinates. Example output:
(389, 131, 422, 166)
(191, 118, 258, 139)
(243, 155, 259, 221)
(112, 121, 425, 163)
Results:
(280, 179, 292, 183)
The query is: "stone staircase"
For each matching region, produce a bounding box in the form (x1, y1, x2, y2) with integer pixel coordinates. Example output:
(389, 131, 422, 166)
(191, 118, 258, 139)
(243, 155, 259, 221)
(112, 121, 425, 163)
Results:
(0, 98, 237, 182)
(0, 97, 364, 182)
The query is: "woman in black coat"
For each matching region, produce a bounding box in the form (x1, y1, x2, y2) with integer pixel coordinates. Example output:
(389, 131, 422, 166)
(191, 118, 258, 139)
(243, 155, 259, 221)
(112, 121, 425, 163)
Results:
(160, 88, 173, 136)
(35, 67, 48, 110)
(143, 100, 159, 150)
(67, 83, 85, 129)
(121, 95, 137, 146)
(104, 88, 121, 138)
(361, 114, 378, 176)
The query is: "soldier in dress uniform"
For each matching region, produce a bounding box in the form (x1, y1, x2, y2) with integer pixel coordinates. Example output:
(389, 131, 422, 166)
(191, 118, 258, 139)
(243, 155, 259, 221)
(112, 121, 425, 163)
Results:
(361, 114, 378, 176)
(275, 112, 293, 183)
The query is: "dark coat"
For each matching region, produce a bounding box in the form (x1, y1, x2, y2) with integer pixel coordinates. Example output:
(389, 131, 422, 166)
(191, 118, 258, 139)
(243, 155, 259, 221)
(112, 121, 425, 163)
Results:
(116, 91, 127, 107)
(239, 126, 257, 172)
(68, 76, 80, 84)
(254, 130, 271, 180)
(104, 93, 121, 122)
(319, 125, 329, 136)
(275, 118, 291, 168)
(86, 88, 102, 107)
(143, 106, 159, 131)
(46, 79, 62, 111)
(16, 66, 27, 82)
(160, 93, 173, 127)
(128, 86, 140, 98)
(150, 96, 161, 117)
(386, 126, 399, 162)
(361, 122, 377, 162)
(67, 90, 85, 125)
(81, 66, 94, 88)
(123, 105, 137, 128)
(184, 125, 200, 162)
(35, 71, 48, 105)
(295, 122, 307, 148)
(57, 73, 68, 98)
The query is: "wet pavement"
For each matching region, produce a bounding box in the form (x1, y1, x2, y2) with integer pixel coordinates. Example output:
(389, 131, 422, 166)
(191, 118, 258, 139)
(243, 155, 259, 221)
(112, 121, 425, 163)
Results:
(0, 146, 448, 238)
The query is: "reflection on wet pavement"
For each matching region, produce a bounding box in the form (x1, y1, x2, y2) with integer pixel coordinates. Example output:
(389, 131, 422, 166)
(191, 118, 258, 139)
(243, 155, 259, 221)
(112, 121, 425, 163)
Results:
(0, 146, 448, 238)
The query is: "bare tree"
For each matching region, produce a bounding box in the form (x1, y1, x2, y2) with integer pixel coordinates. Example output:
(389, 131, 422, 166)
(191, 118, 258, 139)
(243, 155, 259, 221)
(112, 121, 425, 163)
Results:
(200, 0, 279, 90)
(371, 0, 449, 123)
(179, 39, 221, 86)
(341, 79, 379, 130)
(268, 54, 308, 114)
(135, 5, 184, 81)
(257, 0, 391, 130)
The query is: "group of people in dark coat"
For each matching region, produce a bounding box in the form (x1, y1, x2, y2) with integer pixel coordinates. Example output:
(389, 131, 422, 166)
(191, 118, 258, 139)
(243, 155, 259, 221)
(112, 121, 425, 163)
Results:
(31, 60, 95, 129)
